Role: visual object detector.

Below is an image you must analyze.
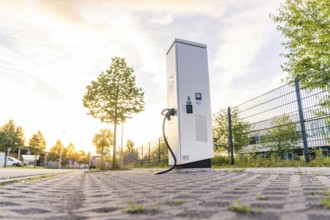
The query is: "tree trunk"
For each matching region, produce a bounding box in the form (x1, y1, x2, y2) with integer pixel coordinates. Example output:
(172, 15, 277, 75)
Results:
(101, 146, 104, 161)
(34, 154, 36, 169)
(112, 120, 117, 169)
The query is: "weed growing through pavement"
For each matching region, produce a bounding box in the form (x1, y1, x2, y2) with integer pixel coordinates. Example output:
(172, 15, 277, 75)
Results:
(320, 191, 330, 209)
(167, 199, 187, 206)
(256, 195, 267, 200)
(151, 203, 161, 210)
(320, 197, 330, 209)
(231, 168, 246, 173)
(127, 201, 144, 214)
(228, 200, 261, 214)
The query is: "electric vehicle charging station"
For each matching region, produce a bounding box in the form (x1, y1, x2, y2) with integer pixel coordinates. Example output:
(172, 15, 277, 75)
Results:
(164, 38, 214, 169)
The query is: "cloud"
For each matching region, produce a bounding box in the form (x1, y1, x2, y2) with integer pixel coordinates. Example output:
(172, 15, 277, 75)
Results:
(31, 0, 228, 23)
(0, 0, 286, 149)
(0, 46, 66, 100)
(150, 14, 173, 25)
(210, 1, 282, 109)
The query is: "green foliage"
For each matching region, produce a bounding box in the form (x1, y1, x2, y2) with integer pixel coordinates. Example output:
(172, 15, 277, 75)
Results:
(320, 197, 330, 209)
(93, 128, 113, 159)
(256, 195, 267, 201)
(61, 142, 76, 165)
(28, 130, 46, 154)
(83, 57, 145, 168)
(325, 112, 330, 144)
(96, 156, 110, 170)
(231, 168, 246, 172)
(309, 148, 330, 166)
(271, 0, 330, 105)
(211, 154, 231, 166)
(149, 140, 168, 164)
(28, 130, 46, 168)
(48, 139, 64, 162)
(0, 119, 25, 153)
(74, 150, 90, 165)
(213, 108, 251, 154)
(212, 150, 330, 168)
(167, 199, 187, 206)
(228, 200, 261, 214)
(127, 202, 144, 214)
(126, 139, 135, 152)
(261, 115, 301, 153)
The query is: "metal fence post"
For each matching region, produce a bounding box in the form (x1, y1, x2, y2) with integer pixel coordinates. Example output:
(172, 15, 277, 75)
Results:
(149, 142, 151, 166)
(141, 146, 144, 165)
(228, 107, 234, 165)
(294, 78, 310, 162)
(158, 138, 161, 163)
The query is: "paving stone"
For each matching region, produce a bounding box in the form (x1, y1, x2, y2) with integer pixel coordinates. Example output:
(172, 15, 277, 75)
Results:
(0, 169, 330, 219)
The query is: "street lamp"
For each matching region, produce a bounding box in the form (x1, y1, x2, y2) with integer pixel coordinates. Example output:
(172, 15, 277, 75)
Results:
(58, 130, 65, 169)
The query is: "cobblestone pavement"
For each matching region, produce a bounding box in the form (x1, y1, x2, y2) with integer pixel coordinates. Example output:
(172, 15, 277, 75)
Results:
(0, 168, 330, 220)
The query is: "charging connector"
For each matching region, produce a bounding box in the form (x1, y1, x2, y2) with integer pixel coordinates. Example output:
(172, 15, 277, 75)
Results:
(155, 108, 177, 175)
(161, 108, 176, 120)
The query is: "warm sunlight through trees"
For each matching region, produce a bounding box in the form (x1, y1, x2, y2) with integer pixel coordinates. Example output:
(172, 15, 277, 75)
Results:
(92, 128, 113, 162)
(83, 57, 145, 168)
(29, 130, 46, 168)
(0, 119, 25, 167)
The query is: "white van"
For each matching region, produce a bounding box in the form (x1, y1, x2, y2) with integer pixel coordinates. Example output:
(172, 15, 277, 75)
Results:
(6, 156, 23, 166)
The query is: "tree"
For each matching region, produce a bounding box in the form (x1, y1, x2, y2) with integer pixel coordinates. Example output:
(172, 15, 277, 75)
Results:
(83, 57, 145, 168)
(123, 139, 140, 165)
(48, 139, 64, 166)
(28, 130, 46, 168)
(213, 108, 250, 155)
(74, 150, 89, 166)
(150, 139, 168, 163)
(64, 142, 75, 166)
(85, 151, 91, 164)
(271, 0, 330, 106)
(261, 114, 301, 153)
(0, 119, 25, 167)
(126, 139, 135, 152)
(92, 128, 113, 163)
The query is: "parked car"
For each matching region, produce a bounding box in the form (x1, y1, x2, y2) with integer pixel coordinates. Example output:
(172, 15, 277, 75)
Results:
(88, 156, 97, 169)
(89, 155, 101, 169)
(6, 157, 23, 166)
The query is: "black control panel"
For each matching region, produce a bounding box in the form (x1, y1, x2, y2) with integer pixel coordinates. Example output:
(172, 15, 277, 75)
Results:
(186, 104, 193, 114)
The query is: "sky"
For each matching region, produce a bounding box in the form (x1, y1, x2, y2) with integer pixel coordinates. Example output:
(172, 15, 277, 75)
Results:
(0, 0, 287, 153)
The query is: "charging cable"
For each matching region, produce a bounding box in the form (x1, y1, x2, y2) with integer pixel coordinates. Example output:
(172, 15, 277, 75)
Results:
(154, 108, 177, 175)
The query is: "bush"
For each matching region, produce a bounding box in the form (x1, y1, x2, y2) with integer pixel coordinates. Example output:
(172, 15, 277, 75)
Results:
(211, 155, 231, 166)
(212, 151, 330, 168)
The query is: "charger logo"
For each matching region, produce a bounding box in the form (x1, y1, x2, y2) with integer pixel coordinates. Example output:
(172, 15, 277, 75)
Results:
(182, 155, 189, 161)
